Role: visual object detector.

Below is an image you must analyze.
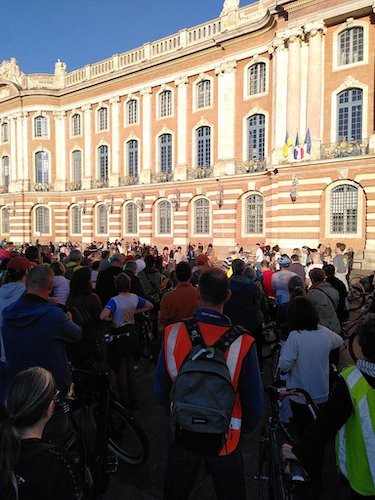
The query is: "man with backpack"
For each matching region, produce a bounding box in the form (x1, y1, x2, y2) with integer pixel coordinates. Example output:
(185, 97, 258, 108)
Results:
(154, 268, 264, 500)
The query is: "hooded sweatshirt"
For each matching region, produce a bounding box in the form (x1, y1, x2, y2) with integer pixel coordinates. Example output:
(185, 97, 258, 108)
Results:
(1, 294, 81, 402)
(224, 275, 264, 332)
(308, 282, 341, 334)
(0, 282, 26, 363)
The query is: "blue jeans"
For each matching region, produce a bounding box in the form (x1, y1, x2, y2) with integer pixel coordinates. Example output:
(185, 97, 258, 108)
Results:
(164, 440, 246, 500)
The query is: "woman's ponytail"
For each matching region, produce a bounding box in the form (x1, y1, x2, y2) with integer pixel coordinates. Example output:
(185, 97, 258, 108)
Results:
(0, 417, 21, 490)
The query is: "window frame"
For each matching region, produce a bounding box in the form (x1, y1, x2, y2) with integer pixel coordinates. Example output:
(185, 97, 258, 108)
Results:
(1, 156, 10, 188)
(126, 139, 139, 178)
(158, 88, 173, 119)
(97, 145, 109, 182)
(35, 151, 50, 184)
(71, 205, 82, 235)
(193, 197, 211, 236)
(125, 99, 139, 126)
(332, 21, 368, 72)
(97, 204, 108, 235)
(243, 193, 265, 236)
(325, 181, 363, 239)
(124, 202, 138, 235)
(97, 106, 109, 132)
(247, 114, 266, 161)
(71, 149, 82, 184)
(243, 58, 269, 100)
(156, 200, 172, 236)
(71, 113, 82, 137)
(336, 88, 363, 143)
(1, 207, 9, 234)
(35, 206, 51, 235)
(195, 125, 212, 168)
(159, 133, 173, 174)
(1, 122, 9, 143)
(34, 115, 49, 139)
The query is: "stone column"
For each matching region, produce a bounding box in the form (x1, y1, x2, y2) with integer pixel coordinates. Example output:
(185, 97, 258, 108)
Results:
(174, 75, 188, 181)
(21, 113, 29, 191)
(9, 114, 17, 189)
(53, 111, 67, 191)
(286, 29, 303, 142)
(140, 87, 152, 184)
(305, 21, 326, 159)
(109, 96, 120, 187)
(269, 36, 288, 163)
(82, 104, 92, 189)
(215, 59, 237, 176)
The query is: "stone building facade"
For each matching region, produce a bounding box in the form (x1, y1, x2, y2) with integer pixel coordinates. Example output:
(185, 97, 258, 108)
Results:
(0, 0, 374, 262)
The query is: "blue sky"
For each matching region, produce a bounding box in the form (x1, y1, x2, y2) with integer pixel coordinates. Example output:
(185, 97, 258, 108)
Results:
(2, 0, 249, 75)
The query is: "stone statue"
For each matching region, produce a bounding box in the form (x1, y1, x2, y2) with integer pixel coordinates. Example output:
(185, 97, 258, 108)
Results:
(0, 58, 22, 85)
(221, 0, 240, 15)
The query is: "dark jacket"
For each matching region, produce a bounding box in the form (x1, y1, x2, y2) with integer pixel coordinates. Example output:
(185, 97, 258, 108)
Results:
(224, 275, 264, 332)
(95, 265, 122, 306)
(1, 294, 81, 402)
(308, 282, 341, 334)
(125, 269, 145, 297)
(326, 275, 348, 322)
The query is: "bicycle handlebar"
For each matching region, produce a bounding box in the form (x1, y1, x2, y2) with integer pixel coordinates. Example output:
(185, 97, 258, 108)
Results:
(265, 386, 319, 420)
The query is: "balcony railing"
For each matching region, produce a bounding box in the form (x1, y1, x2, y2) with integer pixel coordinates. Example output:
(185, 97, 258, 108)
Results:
(65, 181, 82, 191)
(320, 139, 369, 160)
(91, 179, 109, 189)
(0, 185, 9, 193)
(235, 160, 266, 174)
(151, 171, 174, 183)
(119, 175, 139, 186)
(187, 166, 214, 180)
(32, 182, 54, 192)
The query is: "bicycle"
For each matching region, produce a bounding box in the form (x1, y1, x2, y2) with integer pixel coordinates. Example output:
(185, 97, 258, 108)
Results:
(62, 332, 149, 497)
(262, 321, 278, 359)
(257, 386, 319, 500)
(136, 312, 160, 363)
(347, 272, 374, 311)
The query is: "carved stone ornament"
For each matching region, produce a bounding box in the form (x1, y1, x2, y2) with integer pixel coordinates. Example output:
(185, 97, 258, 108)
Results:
(81, 104, 92, 112)
(283, 28, 304, 44)
(343, 75, 360, 89)
(175, 75, 188, 87)
(221, 0, 240, 16)
(215, 60, 237, 75)
(0, 88, 10, 99)
(339, 168, 349, 180)
(0, 58, 23, 85)
(239, 5, 267, 23)
(197, 117, 210, 128)
(304, 20, 326, 37)
(268, 36, 286, 54)
(140, 86, 152, 96)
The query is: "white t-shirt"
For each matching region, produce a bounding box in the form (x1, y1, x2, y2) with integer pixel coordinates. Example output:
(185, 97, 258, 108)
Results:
(105, 293, 146, 328)
(256, 247, 264, 263)
(279, 324, 343, 403)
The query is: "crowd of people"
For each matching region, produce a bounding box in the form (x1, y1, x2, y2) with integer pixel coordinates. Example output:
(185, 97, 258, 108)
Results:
(0, 237, 373, 499)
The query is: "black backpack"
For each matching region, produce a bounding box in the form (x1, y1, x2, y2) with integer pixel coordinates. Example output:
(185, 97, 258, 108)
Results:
(170, 317, 247, 456)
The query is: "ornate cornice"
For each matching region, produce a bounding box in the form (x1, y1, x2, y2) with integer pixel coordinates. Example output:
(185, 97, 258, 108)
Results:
(215, 59, 237, 75)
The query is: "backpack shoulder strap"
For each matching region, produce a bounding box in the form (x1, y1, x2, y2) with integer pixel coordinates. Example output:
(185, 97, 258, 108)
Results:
(182, 316, 206, 348)
(214, 325, 248, 353)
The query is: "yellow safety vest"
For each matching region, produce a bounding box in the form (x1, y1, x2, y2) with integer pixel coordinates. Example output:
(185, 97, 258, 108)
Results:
(336, 366, 375, 496)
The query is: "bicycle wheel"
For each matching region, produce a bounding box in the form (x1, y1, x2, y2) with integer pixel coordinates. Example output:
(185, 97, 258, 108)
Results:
(257, 427, 271, 500)
(107, 400, 149, 465)
(348, 283, 365, 310)
(271, 344, 281, 383)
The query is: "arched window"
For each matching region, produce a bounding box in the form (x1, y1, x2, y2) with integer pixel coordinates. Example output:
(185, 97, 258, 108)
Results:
(160, 90, 172, 117)
(34, 116, 48, 137)
(159, 134, 172, 173)
(338, 27, 364, 66)
(97, 205, 108, 234)
(247, 114, 265, 160)
(35, 152, 49, 184)
(337, 88, 363, 142)
(35, 206, 50, 234)
(330, 184, 358, 234)
(71, 114, 81, 136)
(71, 206, 81, 234)
(197, 80, 211, 108)
(2, 156, 9, 188)
(158, 200, 172, 234)
(97, 107, 108, 131)
(127, 140, 138, 177)
(98, 145, 109, 181)
(194, 198, 210, 234)
(1, 208, 9, 234)
(71, 150, 82, 184)
(127, 100, 138, 125)
(1, 122, 9, 142)
(245, 194, 264, 234)
(248, 62, 266, 96)
(196, 126, 211, 167)
(125, 202, 138, 234)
